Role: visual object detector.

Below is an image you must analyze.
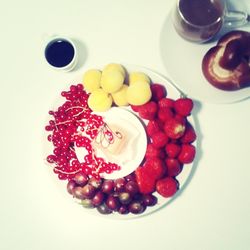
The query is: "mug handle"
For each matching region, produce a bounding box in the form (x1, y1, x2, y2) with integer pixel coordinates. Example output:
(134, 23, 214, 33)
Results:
(224, 10, 249, 27)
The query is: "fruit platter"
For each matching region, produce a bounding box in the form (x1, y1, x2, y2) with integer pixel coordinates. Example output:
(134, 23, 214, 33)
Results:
(44, 63, 197, 218)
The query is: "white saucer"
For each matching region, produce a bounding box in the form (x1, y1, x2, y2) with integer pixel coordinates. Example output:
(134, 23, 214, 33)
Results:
(159, 13, 250, 104)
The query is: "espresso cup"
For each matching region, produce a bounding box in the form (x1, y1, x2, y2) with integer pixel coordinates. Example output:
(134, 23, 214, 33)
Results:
(172, 0, 249, 43)
(44, 36, 78, 72)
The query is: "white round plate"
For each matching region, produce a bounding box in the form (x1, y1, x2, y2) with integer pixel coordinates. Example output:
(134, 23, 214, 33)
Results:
(43, 64, 197, 219)
(159, 13, 250, 104)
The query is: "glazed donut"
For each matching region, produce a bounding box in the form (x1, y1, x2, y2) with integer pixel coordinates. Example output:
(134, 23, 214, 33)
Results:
(202, 30, 250, 91)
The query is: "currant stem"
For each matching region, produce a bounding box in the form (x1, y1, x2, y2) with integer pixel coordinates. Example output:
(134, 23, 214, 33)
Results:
(65, 106, 89, 117)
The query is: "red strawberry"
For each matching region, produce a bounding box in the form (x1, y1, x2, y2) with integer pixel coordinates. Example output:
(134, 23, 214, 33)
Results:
(135, 167, 156, 194)
(144, 157, 166, 180)
(158, 98, 175, 109)
(150, 83, 166, 101)
(145, 144, 165, 159)
(174, 113, 187, 124)
(174, 98, 194, 116)
(165, 143, 181, 158)
(131, 105, 140, 112)
(157, 107, 174, 122)
(178, 144, 196, 164)
(181, 122, 196, 143)
(151, 131, 169, 148)
(165, 158, 182, 177)
(156, 119, 165, 130)
(164, 118, 186, 139)
(156, 177, 179, 198)
(146, 120, 161, 137)
(138, 101, 158, 120)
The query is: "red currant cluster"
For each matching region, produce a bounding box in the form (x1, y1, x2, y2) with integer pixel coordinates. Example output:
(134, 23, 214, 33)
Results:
(45, 84, 120, 180)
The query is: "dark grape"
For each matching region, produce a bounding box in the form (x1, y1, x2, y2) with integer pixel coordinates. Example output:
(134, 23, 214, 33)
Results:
(67, 180, 77, 195)
(80, 199, 94, 208)
(125, 181, 139, 196)
(88, 177, 102, 189)
(92, 191, 105, 207)
(97, 203, 112, 214)
(132, 193, 144, 201)
(118, 205, 129, 215)
(125, 173, 136, 182)
(118, 192, 132, 205)
(101, 180, 114, 194)
(82, 184, 96, 199)
(114, 178, 126, 192)
(105, 195, 120, 211)
(73, 186, 85, 199)
(73, 172, 88, 186)
(142, 194, 158, 207)
(129, 201, 145, 214)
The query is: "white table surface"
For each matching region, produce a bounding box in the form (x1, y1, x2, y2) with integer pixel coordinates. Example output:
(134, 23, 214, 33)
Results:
(1, 1, 250, 250)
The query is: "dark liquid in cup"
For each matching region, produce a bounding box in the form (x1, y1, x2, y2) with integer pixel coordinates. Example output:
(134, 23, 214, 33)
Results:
(174, 0, 224, 42)
(45, 39, 75, 67)
(180, 0, 222, 26)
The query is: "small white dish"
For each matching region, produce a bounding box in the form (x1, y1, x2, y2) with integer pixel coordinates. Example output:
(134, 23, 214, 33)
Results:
(74, 107, 147, 180)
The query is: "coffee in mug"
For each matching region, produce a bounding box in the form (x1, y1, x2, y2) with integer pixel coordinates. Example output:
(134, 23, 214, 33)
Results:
(172, 0, 249, 43)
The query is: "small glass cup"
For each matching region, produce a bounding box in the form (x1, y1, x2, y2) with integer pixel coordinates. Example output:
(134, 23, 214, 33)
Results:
(172, 0, 249, 43)
(44, 35, 78, 72)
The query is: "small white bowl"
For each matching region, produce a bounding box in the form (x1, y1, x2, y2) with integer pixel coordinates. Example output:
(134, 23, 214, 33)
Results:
(74, 107, 148, 180)
(44, 35, 78, 72)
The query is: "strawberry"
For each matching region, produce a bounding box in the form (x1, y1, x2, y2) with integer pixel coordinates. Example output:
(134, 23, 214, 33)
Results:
(165, 158, 182, 177)
(144, 157, 166, 180)
(165, 143, 181, 158)
(151, 131, 169, 148)
(178, 144, 196, 164)
(174, 98, 193, 116)
(174, 113, 187, 124)
(146, 120, 161, 137)
(164, 118, 186, 139)
(156, 119, 165, 130)
(130, 105, 140, 112)
(158, 98, 175, 109)
(180, 122, 196, 143)
(145, 143, 165, 159)
(157, 107, 174, 122)
(156, 177, 179, 198)
(138, 101, 158, 120)
(135, 167, 156, 194)
(150, 83, 166, 101)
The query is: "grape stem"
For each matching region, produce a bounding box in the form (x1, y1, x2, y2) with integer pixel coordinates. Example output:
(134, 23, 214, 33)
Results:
(54, 167, 81, 175)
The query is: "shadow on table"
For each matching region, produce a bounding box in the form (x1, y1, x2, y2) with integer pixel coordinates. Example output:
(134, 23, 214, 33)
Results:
(72, 38, 88, 71)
